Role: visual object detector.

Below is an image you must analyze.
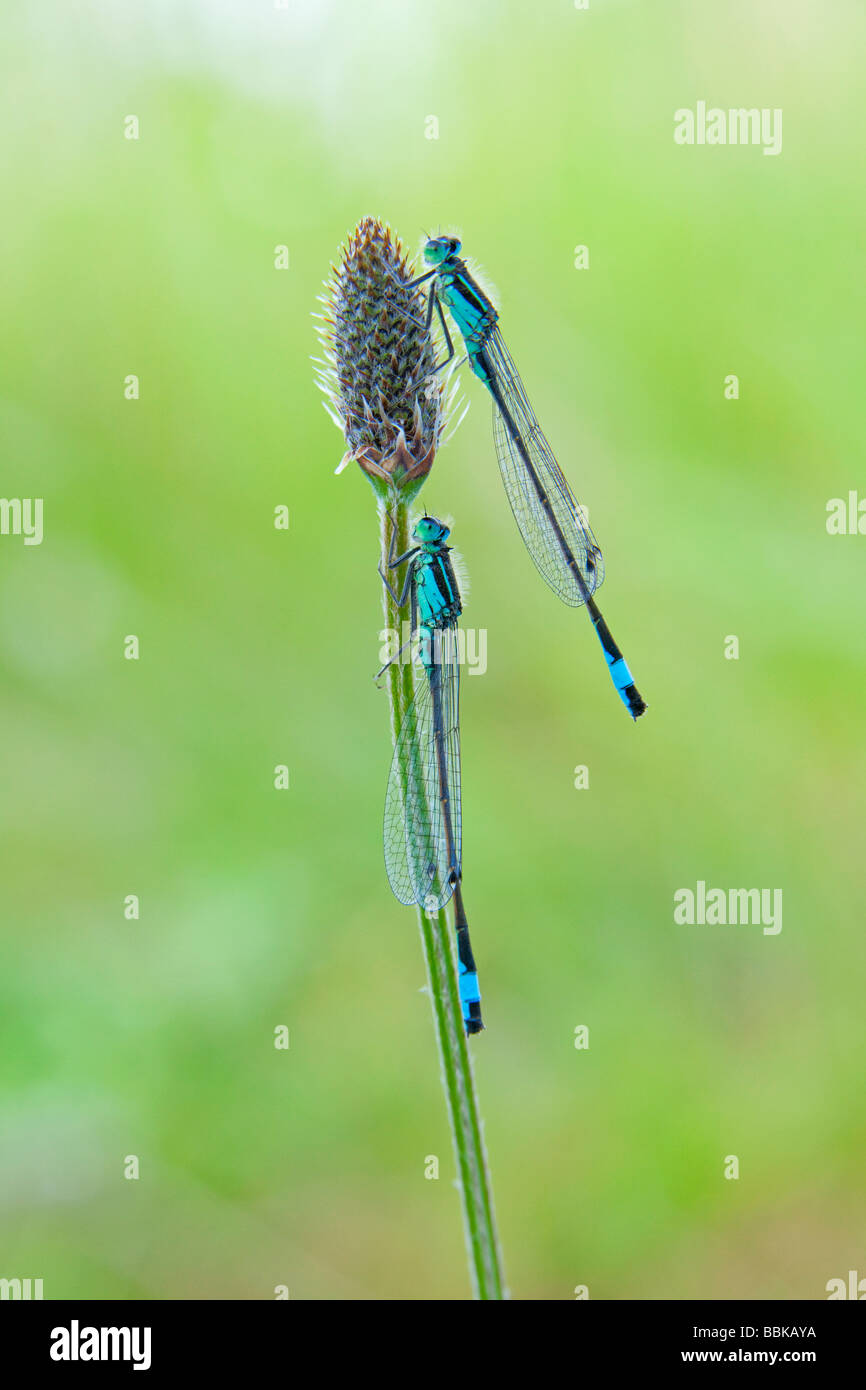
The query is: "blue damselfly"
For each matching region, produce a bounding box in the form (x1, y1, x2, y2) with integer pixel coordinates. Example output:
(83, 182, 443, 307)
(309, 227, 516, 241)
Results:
(379, 514, 483, 1035)
(402, 236, 647, 721)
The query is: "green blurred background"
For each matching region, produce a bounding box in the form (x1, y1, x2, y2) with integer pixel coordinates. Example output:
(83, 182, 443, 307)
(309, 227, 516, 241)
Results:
(1, 0, 864, 1300)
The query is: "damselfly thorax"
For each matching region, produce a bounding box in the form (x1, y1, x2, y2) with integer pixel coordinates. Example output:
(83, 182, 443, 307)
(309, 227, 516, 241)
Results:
(435, 257, 498, 356)
(414, 546, 462, 629)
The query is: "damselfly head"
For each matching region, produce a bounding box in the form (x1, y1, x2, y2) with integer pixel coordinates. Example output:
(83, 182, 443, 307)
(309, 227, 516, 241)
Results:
(413, 515, 450, 545)
(423, 235, 461, 266)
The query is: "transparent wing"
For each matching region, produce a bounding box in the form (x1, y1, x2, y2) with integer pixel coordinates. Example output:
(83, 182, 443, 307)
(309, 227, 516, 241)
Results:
(486, 328, 604, 607)
(383, 629, 461, 912)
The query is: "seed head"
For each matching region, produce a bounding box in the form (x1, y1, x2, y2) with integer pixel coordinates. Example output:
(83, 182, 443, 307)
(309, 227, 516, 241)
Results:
(314, 217, 447, 499)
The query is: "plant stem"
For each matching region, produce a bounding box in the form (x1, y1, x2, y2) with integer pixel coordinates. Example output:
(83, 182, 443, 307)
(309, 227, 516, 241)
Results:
(380, 500, 506, 1301)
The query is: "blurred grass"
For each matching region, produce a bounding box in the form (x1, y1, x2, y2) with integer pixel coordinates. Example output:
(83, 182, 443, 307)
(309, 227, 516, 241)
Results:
(0, 0, 864, 1298)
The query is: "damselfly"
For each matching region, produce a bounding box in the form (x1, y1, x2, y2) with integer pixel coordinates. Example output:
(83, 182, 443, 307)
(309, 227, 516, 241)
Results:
(379, 514, 483, 1035)
(402, 236, 647, 721)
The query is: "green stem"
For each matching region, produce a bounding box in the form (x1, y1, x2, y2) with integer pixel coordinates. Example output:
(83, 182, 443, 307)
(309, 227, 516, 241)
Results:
(379, 500, 506, 1301)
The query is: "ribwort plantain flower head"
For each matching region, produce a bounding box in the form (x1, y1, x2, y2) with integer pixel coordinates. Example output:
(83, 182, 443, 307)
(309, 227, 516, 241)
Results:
(314, 217, 454, 501)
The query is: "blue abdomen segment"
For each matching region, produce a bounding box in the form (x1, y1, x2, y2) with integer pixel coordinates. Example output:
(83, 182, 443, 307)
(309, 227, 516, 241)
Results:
(605, 653, 634, 701)
(453, 884, 483, 1035)
(459, 963, 481, 1006)
(459, 964, 482, 1036)
(459, 958, 482, 1033)
(591, 609, 647, 719)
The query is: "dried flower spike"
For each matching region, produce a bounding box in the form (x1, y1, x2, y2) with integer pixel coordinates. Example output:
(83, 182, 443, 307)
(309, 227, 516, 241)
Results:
(314, 216, 445, 499)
